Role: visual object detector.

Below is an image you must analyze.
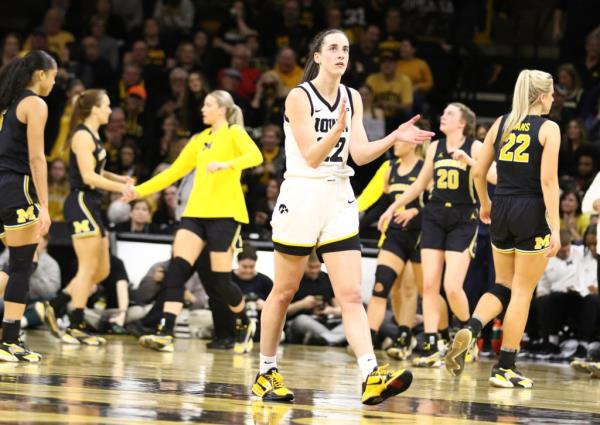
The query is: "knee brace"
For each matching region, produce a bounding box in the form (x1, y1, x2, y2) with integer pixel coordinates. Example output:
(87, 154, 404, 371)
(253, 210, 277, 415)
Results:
(211, 271, 243, 307)
(372, 265, 398, 299)
(163, 257, 194, 303)
(4, 244, 38, 304)
(488, 283, 511, 313)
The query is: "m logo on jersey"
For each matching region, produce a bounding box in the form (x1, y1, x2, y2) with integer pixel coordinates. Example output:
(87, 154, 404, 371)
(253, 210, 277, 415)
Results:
(534, 234, 550, 250)
(73, 220, 91, 234)
(16, 206, 36, 224)
(278, 204, 288, 214)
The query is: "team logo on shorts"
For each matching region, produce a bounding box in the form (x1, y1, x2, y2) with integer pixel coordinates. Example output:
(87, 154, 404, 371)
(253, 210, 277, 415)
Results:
(534, 234, 550, 250)
(73, 220, 91, 234)
(278, 204, 288, 214)
(16, 206, 36, 224)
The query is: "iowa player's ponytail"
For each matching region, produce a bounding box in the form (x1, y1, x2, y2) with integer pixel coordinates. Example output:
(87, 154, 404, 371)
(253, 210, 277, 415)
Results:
(502, 69, 553, 142)
(64, 89, 106, 153)
(0, 50, 56, 112)
(208, 90, 244, 127)
(302, 29, 347, 83)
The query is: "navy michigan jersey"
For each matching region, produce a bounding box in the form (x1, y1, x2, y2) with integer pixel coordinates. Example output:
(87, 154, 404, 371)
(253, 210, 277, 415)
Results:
(0, 90, 38, 175)
(494, 115, 546, 197)
(429, 138, 476, 206)
(388, 159, 424, 231)
(69, 124, 107, 192)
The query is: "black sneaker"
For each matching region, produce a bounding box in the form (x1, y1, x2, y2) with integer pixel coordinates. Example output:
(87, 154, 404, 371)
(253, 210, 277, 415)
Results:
(534, 342, 560, 360)
(124, 321, 156, 337)
(489, 365, 533, 388)
(234, 320, 256, 354)
(207, 337, 234, 349)
(0, 337, 42, 362)
(413, 342, 442, 368)
(386, 335, 414, 360)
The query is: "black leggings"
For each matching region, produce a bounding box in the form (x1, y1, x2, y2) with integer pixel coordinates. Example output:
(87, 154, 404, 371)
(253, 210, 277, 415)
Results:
(195, 252, 235, 339)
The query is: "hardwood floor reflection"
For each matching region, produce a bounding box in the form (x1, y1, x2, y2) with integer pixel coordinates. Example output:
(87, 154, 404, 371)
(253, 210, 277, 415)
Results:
(0, 331, 597, 424)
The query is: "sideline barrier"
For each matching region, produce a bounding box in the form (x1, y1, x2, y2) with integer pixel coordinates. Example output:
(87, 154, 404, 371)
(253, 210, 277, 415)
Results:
(115, 233, 380, 303)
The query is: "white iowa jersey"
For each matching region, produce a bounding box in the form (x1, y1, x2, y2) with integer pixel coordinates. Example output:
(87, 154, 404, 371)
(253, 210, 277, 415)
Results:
(283, 81, 354, 178)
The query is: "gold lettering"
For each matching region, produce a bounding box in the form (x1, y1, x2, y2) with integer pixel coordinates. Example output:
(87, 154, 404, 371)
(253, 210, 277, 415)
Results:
(534, 234, 550, 250)
(16, 206, 36, 224)
(73, 220, 91, 234)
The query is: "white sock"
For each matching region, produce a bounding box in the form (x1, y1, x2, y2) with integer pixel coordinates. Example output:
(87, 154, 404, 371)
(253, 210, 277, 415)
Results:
(357, 353, 378, 381)
(259, 353, 277, 374)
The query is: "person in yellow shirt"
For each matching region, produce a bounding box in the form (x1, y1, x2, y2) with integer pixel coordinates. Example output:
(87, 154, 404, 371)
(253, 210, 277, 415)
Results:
(560, 189, 591, 242)
(397, 38, 434, 93)
(23, 9, 75, 57)
(125, 90, 263, 354)
(366, 50, 413, 128)
(272, 47, 304, 93)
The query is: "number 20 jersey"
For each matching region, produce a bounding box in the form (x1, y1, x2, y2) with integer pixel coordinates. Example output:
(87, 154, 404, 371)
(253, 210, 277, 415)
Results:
(283, 81, 354, 179)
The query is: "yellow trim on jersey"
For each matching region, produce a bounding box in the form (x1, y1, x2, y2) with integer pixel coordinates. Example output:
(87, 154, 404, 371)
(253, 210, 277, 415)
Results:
(468, 167, 476, 204)
(317, 231, 359, 247)
(23, 175, 33, 205)
(377, 231, 386, 249)
(467, 225, 478, 259)
(357, 160, 390, 213)
(389, 183, 411, 193)
(272, 238, 315, 248)
(230, 224, 242, 253)
(491, 243, 548, 255)
(71, 191, 101, 239)
(4, 219, 39, 230)
(433, 159, 468, 170)
(515, 247, 548, 255)
(491, 243, 515, 253)
(136, 124, 263, 224)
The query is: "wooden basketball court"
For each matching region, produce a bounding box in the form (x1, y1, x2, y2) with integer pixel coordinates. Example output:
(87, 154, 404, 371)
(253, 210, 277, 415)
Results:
(0, 331, 598, 424)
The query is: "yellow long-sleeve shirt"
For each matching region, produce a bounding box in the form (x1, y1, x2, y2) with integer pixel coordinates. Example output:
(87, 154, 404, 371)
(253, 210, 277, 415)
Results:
(357, 160, 391, 212)
(136, 124, 263, 223)
(396, 58, 434, 92)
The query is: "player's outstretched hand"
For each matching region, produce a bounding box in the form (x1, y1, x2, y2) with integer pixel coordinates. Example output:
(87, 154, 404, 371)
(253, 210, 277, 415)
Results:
(393, 115, 435, 145)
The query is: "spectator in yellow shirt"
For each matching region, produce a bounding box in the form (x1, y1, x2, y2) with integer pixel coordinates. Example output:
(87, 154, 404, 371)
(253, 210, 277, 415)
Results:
(397, 38, 434, 93)
(273, 47, 303, 93)
(23, 9, 74, 57)
(366, 50, 413, 129)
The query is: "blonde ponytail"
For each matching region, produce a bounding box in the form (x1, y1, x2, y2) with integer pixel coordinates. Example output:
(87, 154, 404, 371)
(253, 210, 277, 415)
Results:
(208, 89, 245, 127)
(502, 69, 553, 142)
(227, 104, 244, 127)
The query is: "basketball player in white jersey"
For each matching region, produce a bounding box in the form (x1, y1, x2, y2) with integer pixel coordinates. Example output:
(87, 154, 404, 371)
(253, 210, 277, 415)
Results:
(251, 29, 434, 405)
